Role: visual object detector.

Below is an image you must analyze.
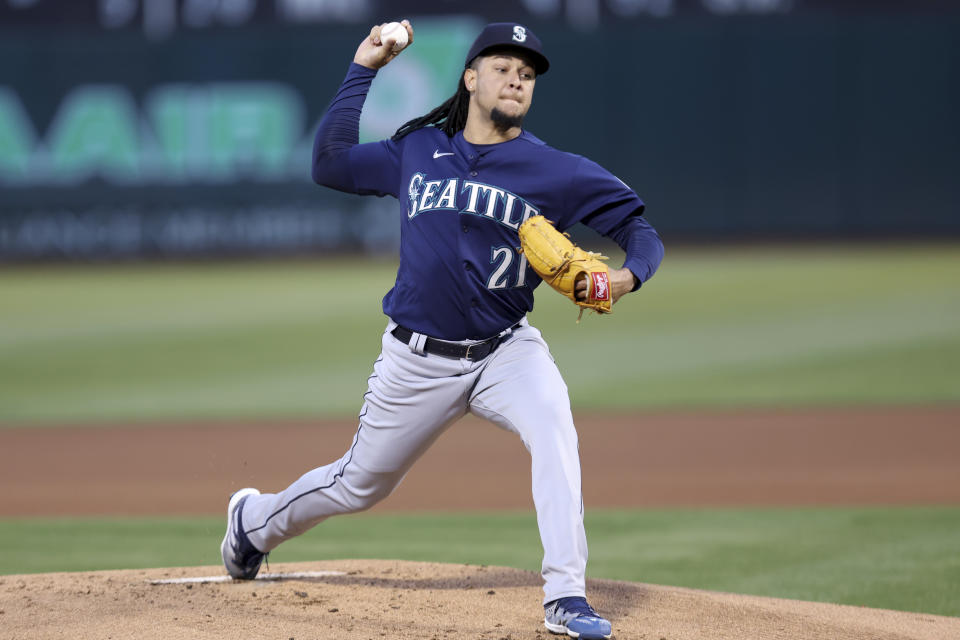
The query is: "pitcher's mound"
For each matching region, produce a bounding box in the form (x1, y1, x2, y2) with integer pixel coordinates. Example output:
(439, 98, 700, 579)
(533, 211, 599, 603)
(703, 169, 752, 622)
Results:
(2, 559, 956, 640)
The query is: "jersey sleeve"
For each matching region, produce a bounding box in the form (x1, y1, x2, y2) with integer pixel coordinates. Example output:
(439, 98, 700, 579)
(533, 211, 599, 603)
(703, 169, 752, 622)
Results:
(603, 214, 664, 289)
(569, 157, 664, 288)
(347, 140, 402, 197)
(311, 62, 402, 198)
(566, 157, 644, 233)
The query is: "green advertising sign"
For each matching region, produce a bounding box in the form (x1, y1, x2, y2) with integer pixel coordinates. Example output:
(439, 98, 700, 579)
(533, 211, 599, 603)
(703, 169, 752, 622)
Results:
(0, 17, 484, 257)
(0, 17, 480, 189)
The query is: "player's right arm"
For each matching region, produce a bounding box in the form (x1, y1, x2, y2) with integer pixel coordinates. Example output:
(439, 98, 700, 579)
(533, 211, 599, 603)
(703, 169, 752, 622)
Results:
(311, 21, 414, 196)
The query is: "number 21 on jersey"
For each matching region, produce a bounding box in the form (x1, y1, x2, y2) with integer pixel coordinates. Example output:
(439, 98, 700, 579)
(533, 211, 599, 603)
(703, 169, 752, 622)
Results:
(487, 245, 529, 289)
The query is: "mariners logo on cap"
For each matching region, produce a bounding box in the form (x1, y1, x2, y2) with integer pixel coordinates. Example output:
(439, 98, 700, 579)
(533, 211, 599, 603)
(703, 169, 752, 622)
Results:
(512, 26, 527, 43)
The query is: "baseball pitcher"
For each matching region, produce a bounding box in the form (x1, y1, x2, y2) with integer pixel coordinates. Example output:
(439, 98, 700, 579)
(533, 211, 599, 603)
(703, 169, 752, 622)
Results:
(222, 20, 665, 640)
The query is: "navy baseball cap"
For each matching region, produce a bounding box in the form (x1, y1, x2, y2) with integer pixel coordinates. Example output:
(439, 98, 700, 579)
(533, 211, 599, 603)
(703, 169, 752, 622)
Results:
(465, 23, 550, 75)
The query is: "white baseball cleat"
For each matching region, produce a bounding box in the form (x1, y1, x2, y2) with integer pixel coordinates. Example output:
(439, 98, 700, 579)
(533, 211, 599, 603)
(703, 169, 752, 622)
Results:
(220, 488, 266, 580)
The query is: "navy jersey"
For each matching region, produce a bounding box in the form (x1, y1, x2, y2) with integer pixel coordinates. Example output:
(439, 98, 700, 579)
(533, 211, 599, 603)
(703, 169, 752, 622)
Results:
(314, 63, 664, 341)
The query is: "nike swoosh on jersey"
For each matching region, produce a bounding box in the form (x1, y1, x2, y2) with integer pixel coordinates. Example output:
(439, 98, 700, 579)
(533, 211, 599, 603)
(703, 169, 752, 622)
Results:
(433, 150, 455, 159)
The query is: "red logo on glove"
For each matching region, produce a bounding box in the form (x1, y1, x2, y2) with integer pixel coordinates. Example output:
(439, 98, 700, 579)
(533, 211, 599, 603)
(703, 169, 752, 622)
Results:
(591, 271, 610, 301)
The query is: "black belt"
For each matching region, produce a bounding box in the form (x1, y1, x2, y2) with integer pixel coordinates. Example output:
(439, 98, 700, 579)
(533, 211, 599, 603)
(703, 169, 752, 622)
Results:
(391, 323, 520, 361)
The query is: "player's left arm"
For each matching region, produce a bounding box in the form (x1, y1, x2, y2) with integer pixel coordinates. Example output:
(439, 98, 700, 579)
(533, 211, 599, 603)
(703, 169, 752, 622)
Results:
(567, 158, 664, 303)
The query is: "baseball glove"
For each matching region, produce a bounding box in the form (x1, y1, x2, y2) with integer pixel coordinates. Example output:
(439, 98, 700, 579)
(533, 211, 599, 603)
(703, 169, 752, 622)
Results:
(518, 216, 612, 321)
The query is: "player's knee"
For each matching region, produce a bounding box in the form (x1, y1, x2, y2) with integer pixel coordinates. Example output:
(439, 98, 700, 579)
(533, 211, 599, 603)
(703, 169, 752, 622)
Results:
(534, 428, 579, 459)
(515, 408, 579, 454)
(337, 472, 401, 512)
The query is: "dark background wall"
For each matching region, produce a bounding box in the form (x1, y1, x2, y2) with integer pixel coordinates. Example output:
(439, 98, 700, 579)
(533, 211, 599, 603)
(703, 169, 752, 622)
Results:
(1, 1, 957, 259)
(529, 16, 959, 238)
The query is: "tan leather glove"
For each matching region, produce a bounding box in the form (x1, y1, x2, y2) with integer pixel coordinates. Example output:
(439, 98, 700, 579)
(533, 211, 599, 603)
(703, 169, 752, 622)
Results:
(518, 216, 612, 320)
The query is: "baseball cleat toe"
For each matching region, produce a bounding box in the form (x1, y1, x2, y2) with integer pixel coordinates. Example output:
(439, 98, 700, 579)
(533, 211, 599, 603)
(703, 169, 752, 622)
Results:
(544, 596, 612, 639)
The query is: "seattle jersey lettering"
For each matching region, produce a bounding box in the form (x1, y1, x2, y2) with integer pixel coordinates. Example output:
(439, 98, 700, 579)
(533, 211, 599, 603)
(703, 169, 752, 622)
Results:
(407, 174, 540, 230)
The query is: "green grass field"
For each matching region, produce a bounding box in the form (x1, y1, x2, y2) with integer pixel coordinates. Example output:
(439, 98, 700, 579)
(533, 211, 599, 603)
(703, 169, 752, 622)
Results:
(1, 244, 958, 423)
(1, 244, 958, 617)
(2, 508, 958, 616)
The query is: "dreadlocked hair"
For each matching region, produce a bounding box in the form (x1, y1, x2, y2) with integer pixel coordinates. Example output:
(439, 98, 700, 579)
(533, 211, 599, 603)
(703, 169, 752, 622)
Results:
(392, 75, 471, 141)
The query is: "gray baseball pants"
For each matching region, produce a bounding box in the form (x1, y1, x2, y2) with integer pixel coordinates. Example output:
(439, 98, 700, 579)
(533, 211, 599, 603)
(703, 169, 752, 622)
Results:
(240, 319, 588, 604)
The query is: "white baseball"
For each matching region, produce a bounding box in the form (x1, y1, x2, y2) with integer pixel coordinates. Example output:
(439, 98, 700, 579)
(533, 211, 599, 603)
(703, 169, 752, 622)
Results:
(380, 22, 408, 52)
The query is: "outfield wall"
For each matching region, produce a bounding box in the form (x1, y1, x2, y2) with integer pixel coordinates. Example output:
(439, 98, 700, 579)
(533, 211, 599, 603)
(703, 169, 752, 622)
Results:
(1, 4, 957, 259)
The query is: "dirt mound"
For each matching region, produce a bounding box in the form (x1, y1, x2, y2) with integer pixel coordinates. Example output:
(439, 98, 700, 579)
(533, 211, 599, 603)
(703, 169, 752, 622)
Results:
(2, 560, 956, 640)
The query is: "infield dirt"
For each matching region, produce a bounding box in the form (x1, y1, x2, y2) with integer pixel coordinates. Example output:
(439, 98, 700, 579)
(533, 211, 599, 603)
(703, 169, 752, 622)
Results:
(3, 559, 959, 640)
(3, 406, 960, 515)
